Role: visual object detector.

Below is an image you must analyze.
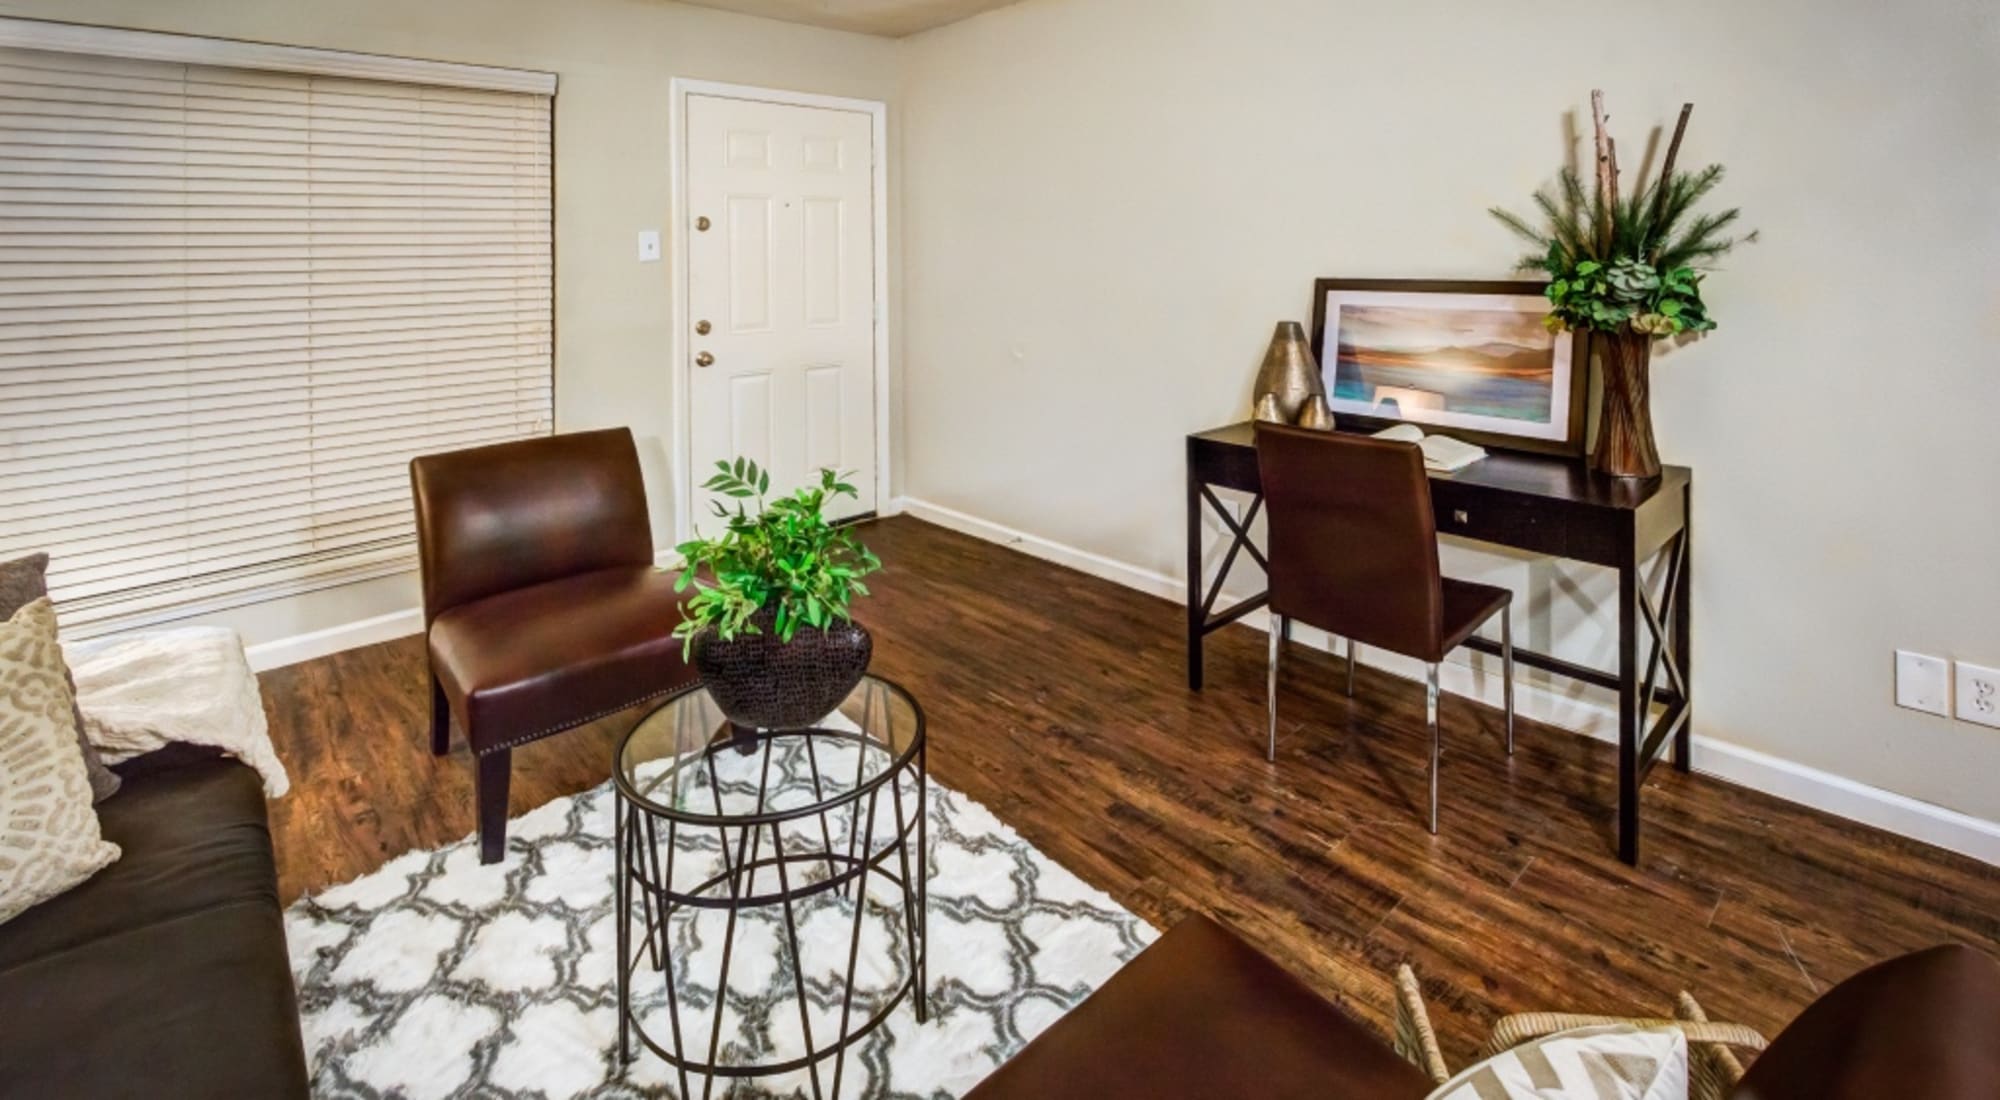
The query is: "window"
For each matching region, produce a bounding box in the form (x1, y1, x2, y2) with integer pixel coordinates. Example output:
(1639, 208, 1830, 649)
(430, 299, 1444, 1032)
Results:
(0, 25, 554, 630)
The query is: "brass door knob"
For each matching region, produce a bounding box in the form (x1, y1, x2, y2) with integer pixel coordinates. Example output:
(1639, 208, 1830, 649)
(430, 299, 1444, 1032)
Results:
(695, 351, 715, 368)
(695, 216, 711, 232)
(694, 320, 711, 335)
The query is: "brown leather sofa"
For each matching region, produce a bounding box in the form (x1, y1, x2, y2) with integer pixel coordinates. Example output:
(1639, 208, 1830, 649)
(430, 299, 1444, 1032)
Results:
(411, 428, 696, 863)
(967, 915, 2000, 1099)
(0, 746, 309, 1097)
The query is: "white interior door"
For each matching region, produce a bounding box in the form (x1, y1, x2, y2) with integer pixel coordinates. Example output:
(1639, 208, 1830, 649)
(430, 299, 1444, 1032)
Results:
(686, 93, 878, 528)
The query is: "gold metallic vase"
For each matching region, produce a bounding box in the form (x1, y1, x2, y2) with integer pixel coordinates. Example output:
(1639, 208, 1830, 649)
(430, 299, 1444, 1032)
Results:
(1296, 393, 1335, 430)
(1251, 321, 1327, 424)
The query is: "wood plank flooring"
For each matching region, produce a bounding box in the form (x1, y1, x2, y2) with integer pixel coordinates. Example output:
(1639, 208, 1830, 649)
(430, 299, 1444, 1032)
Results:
(258, 515, 2000, 1066)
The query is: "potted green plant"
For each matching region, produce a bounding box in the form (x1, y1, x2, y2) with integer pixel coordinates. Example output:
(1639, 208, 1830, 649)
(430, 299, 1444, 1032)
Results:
(1491, 91, 1752, 478)
(672, 458, 882, 730)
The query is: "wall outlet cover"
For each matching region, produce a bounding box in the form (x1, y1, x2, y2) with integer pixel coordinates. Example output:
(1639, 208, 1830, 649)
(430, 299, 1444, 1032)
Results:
(637, 230, 662, 262)
(1954, 661, 2000, 729)
(1895, 650, 1950, 717)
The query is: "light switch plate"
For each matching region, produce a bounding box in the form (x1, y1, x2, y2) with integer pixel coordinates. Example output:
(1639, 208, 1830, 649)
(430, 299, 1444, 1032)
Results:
(1954, 661, 2000, 729)
(1895, 650, 1950, 716)
(637, 230, 661, 263)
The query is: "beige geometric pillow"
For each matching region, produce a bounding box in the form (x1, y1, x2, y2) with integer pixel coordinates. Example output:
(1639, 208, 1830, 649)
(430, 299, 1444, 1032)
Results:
(0, 553, 119, 802)
(1426, 1023, 1688, 1100)
(0, 598, 120, 925)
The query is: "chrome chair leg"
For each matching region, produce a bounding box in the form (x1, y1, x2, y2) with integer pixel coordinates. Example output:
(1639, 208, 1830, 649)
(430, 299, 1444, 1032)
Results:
(1501, 603, 1516, 755)
(1346, 638, 1357, 698)
(1266, 616, 1284, 762)
(1426, 663, 1440, 834)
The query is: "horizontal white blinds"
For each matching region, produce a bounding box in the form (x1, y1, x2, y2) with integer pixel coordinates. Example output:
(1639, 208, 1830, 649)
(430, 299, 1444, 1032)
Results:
(0, 46, 552, 627)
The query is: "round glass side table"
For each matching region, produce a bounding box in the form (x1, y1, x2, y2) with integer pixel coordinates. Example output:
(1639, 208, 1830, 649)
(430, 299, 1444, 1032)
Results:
(612, 674, 927, 1098)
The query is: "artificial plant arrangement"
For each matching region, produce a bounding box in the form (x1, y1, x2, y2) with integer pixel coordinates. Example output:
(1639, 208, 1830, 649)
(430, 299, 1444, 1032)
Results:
(1491, 91, 1752, 477)
(672, 458, 882, 729)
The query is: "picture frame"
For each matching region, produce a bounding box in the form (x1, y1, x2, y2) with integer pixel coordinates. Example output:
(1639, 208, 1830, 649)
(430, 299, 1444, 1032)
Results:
(1309, 278, 1588, 458)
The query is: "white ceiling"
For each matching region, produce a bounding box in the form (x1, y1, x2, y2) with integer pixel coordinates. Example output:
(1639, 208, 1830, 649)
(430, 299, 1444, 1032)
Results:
(674, 0, 1025, 37)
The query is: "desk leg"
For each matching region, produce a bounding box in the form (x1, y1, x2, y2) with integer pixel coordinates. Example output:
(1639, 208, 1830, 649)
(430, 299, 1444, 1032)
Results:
(1672, 486, 1694, 773)
(1186, 466, 1205, 691)
(1618, 555, 1641, 865)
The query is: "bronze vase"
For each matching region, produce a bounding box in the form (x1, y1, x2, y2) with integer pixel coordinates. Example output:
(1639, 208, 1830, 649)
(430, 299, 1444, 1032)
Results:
(1251, 321, 1326, 424)
(1593, 329, 1661, 479)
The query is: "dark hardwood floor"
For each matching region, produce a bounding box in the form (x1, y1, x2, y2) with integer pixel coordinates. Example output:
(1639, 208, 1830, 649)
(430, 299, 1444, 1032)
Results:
(259, 514, 2000, 1065)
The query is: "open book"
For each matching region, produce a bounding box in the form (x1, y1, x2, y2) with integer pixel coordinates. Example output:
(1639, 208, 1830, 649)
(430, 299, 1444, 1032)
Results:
(1371, 423, 1488, 473)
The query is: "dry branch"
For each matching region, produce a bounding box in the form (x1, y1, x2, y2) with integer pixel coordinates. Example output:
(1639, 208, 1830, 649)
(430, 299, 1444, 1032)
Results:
(1590, 89, 1614, 252)
(1607, 136, 1622, 219)
(1646, 103, 1695, 258)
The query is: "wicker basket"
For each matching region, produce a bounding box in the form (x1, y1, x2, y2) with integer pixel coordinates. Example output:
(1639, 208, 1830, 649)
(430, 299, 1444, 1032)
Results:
(1393, 965, 1767, 1100)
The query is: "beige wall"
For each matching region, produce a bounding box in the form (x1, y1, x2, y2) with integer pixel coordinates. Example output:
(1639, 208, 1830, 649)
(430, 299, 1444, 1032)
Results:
(10, 0, 1998, 828)
(0, 0, 903, 646)
(898, 0, 2000, 820)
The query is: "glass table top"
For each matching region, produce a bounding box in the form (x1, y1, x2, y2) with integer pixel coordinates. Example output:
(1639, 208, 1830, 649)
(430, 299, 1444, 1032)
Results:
(616, 674, 923, 825)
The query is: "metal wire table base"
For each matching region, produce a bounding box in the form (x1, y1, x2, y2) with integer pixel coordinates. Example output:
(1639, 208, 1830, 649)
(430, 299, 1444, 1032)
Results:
(614, 726, 928, 1100)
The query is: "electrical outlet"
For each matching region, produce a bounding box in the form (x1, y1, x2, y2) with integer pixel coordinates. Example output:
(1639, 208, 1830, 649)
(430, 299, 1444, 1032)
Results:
(636, 229, 661, 263)
(1955, 661, 2000, 730)
(1894, 650, 1950, 716)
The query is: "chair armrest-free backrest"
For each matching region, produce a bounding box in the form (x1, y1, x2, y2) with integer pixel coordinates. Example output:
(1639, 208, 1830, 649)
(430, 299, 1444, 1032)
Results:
(410, 428, 655, 626)
(1255, 422, 1448, 661)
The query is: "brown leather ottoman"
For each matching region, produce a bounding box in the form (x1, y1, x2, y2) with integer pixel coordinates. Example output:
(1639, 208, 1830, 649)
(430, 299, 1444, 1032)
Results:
(966, 915, 1431, 1099)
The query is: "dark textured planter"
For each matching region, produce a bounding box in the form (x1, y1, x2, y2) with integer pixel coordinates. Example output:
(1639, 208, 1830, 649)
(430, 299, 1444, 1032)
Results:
(691, 608, 873, 730)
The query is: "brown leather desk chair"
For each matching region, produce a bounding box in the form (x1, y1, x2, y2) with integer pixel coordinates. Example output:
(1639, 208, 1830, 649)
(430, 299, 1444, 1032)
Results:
(1255, 422, 1515, 833)
(411, 428, 695, 863)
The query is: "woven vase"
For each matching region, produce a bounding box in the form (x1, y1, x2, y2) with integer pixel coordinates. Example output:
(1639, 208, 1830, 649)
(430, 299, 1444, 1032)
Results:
(691, 608, 872, 731)
(1593, 329, 1661, 479)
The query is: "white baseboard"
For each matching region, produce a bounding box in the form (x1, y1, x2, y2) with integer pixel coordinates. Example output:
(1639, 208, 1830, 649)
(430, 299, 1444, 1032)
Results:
(893, 497, 1185, 603)
(243, 607, 423, 673)
(1689, 739, 2000, 865)
(891, 496, 2000, 867)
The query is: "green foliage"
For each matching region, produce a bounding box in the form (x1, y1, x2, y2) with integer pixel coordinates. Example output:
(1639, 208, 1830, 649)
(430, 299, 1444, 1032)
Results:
(1491, 118, 1751, 338)
(670, 458, 881, 658)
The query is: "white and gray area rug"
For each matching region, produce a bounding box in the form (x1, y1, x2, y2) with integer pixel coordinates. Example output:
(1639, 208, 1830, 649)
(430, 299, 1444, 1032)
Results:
(287, 737, 1157, 1099)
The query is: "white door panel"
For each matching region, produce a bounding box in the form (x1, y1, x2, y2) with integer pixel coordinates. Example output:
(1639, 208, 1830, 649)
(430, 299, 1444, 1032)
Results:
(688, 94, 876, 528)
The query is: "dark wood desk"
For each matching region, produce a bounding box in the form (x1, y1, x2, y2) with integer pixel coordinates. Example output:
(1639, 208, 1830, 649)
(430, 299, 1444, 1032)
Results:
(1185, 420, 1692, 864)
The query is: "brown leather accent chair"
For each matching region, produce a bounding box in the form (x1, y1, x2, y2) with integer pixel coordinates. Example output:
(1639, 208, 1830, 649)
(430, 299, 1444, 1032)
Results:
(411, 428, 695, 863)
(1254, 422, 1515, 832)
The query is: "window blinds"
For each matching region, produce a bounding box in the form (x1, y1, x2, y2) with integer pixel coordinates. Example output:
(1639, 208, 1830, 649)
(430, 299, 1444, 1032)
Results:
(0, 44, 553, 628)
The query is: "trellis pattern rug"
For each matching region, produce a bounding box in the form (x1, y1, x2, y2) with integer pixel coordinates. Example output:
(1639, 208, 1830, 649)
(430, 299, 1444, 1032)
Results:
(286, 748, 1156, 1099)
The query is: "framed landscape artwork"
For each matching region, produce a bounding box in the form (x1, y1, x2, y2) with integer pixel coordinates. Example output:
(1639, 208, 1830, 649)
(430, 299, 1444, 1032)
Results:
(1309, 278, 1587, 457)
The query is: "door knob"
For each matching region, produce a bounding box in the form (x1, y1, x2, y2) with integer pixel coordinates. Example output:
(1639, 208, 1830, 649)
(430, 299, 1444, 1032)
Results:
(696, 351, 715, 368)
(695, 216, 711, 232)
(695, 320, 711, 335)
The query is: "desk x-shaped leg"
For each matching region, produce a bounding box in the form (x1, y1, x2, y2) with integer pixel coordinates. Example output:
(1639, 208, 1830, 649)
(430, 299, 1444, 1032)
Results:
(1618, 529, 1692, 863)
(1185, 483, 1270, 690)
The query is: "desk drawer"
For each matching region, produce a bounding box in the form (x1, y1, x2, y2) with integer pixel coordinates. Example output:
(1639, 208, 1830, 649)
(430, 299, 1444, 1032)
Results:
(1432, 487, 1609, 562)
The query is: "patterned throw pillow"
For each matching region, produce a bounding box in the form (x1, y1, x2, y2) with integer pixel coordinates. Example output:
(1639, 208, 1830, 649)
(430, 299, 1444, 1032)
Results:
(0, 553, 119, 802)
(0, 598, 122, 925)
(1427, 1024, 1688, 1100)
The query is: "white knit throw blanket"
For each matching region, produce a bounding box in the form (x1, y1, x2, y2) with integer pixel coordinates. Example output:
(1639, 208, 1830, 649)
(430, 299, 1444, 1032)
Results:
(62, 628, 290, 797)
